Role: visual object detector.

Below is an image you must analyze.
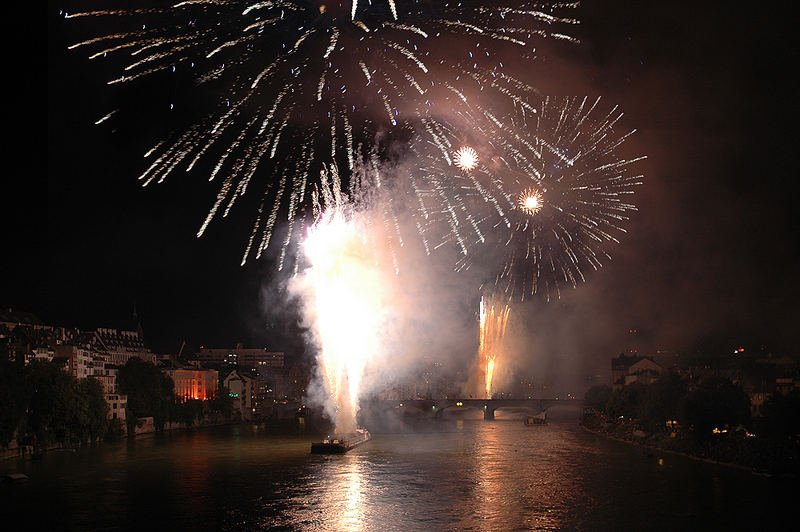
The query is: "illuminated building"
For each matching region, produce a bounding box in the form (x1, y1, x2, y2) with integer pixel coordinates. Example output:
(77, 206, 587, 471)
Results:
(194, 346, 284, 369)
(165, 368, 219, 401)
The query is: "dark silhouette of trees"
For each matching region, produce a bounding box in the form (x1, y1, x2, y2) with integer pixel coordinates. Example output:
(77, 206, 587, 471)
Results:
(73, 378, 109, 442)
(584, 384, 612, 412)
(639, 373, 687, 432)
(584, 372, 799, 473)
(680, 377, 751, 442)
(606, 383, 646, 419)
(0, 352, 26, 448)
(118, 357, 174, 433)
(758, 389, 800, 441)
(0, 359, 110, 451)
(25, 359, 78, 448)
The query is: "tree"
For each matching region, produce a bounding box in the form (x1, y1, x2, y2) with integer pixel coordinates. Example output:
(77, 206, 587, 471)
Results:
(209, 386, 234, 420)
(174, 399, 204, 426)
(24, 360, 78, 448)
(0, 353, 27, 448)
(606, 383, 647, 420)
(118, 357, 174, 433)
(680, 377, 751, 441)
(639, 373, 687, 432)
(584, 385, 613, 413)
(758, 389, 800, 441)
(73, 378, 109, 443)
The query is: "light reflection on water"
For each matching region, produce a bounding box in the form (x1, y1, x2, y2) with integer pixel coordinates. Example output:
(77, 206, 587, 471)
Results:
(0, 420, 793, 530)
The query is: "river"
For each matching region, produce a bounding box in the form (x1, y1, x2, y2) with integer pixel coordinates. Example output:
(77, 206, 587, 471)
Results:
(1, 416, 793, 530)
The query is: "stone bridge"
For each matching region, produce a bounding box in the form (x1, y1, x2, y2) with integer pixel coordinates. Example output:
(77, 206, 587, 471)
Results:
(362, 398, 584, 420)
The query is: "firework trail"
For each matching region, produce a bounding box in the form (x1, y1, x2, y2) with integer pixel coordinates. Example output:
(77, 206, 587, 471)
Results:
(479, 290, 512, 399)
(407, 96, 645, 301)
(63, 1, 580, 266)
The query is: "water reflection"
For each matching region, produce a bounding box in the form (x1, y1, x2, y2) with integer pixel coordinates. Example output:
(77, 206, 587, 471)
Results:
(466, 421, 576, 530)
(474, 422, 502, 524)
(329, 458, 365, 531)
(3, 422, 793, 531)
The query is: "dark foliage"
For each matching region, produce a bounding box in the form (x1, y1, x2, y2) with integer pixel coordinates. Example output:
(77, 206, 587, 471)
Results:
(118, 357, 174, 433)
(680, 377, 751, 442)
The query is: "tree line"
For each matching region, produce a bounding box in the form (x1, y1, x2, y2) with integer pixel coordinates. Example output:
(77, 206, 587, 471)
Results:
(584, 374, 800, 473)
(0, 357, 112, 452)
(118, 357, 233, 434)
(0, 355, 233, 454)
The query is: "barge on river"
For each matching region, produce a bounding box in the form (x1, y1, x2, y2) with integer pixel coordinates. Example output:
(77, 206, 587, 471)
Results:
(524, 412, 547, 426)
(311, 428, 371, 454)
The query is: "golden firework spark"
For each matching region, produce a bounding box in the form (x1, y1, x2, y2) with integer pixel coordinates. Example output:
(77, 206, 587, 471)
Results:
(479, 293, 511, 399)
(518, 188, 543, 215)
(453, 146, 479, 172)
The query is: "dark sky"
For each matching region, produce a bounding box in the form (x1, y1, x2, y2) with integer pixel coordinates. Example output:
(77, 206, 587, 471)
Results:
(14, 2, 800, 366)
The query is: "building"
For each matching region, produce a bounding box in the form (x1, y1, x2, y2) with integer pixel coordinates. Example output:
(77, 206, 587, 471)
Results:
(223, 369, 258, 420)
(55, 345, 131, 421)
(104, 393, 127, 421)
(1, 320, 57, 363)
(612, 353, 664, 388)
(54, 345, 97, 380)
(194, 346, 284, 369)
(165, 368, 219, 401)
(93, 327, 156, 365)
(624, 358, 665, 386)
(741, 353, 800, 415)
(0, 308, 50, 331)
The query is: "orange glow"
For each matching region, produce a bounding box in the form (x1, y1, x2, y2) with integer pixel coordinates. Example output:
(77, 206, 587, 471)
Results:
(479, 293, 511, 399)
(169, 369, 218, 401)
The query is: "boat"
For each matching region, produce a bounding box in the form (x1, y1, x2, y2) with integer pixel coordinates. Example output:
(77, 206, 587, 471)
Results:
(311, 427, 371, 454)
(524, 412, 547, 426)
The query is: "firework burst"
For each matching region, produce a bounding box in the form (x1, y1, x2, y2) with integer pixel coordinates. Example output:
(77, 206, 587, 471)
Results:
(409, 96, 645, 301)
(63, 1, 580, 267)
(453, 146, 480, 172)
(518, 188, 543, 215)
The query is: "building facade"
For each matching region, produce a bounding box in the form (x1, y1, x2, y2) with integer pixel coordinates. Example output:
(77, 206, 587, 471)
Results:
(195, 347, 284, 369)
(165, 368, 219, 401)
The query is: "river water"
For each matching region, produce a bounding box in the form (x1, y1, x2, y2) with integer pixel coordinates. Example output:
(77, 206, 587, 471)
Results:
(1, 417, 792, 530)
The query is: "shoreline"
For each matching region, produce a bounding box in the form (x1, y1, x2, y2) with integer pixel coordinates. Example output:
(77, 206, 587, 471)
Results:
(1, 417, 309, 463)
(579, 423, 774, 477)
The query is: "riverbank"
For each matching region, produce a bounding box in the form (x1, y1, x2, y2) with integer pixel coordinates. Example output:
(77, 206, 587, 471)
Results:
(1, 415, 315, 462)
(581, 412, 799, 478)
(580, 421, 765, 475)
(0, 418, 228, 462)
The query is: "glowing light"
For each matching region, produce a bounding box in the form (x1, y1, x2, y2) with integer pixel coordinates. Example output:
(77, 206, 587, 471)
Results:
(453, 146, 479, 172)
(479, 292, 511, 399)
(300, 213, 384, 434)
(292, 170, 391, 435)
(518, 188, 543, 215)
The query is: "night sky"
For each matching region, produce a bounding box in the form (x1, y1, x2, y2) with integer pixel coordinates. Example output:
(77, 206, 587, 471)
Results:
(16, 3, 800, 370)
